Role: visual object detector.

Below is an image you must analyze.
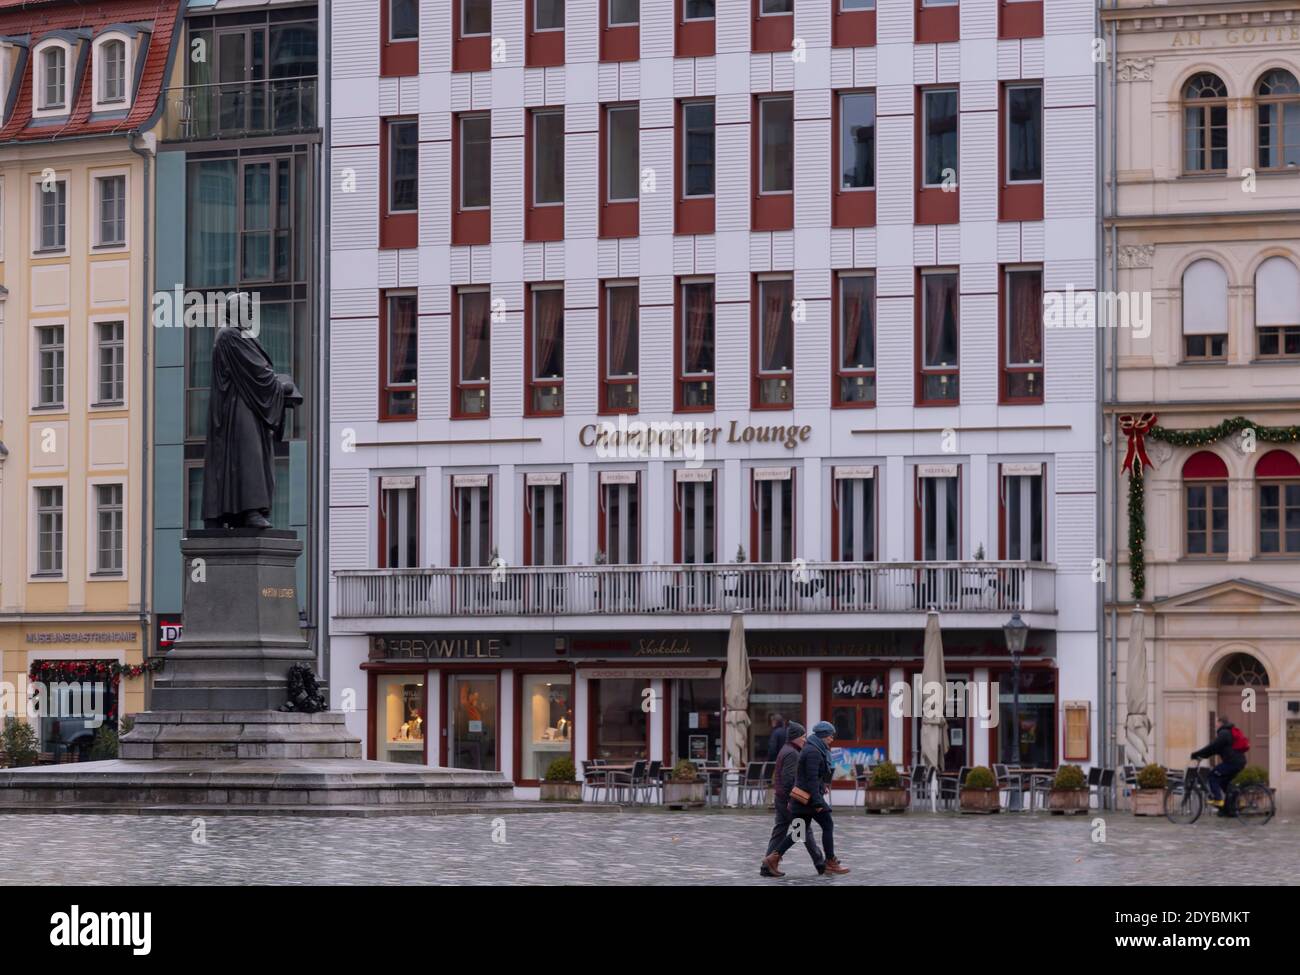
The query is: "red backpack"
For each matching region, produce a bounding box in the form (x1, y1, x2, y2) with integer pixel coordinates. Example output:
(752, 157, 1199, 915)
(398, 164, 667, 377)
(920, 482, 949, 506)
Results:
(1230, 726, 1250, 753)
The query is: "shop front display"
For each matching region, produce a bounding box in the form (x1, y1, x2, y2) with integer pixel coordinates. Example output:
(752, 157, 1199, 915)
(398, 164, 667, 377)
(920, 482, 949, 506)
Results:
(994, 667, 1057, 767)
(591, 677, 648, 762)
(826, 671, 889, 777)
(376, 674, 426, 764)
(748, 670, 805, 761)
(519, 673, 573, 780)
(447, 674, 498, 770)
(674, 676, 722, 764)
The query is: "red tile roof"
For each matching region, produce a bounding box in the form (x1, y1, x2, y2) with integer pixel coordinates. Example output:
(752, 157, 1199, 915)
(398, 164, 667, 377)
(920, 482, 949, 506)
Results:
(0, 0, 182, 143)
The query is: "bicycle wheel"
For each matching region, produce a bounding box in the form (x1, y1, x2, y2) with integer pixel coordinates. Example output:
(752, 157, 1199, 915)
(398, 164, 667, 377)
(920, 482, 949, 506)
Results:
(1233, 785, 1275, 826)
(1164, 784, 1203, 824)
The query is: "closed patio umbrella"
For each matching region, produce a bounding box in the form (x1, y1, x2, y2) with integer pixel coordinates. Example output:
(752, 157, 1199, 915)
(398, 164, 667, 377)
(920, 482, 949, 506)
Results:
(920, 609, 947, 809)
(724, 612, 752, 772)
(1124, 605, 1152, 767)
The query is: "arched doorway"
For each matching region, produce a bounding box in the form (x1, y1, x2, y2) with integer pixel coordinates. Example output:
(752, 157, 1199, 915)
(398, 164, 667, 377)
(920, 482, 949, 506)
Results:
(1216, 653, 1269, 772)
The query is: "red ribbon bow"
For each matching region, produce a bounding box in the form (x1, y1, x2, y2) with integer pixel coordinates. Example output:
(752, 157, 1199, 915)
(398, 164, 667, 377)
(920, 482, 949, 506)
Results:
(1120, 413, 1158, 474)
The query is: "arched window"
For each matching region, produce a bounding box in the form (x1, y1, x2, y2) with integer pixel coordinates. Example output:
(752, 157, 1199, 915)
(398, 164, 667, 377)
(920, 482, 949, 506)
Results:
(1183, 451, 1228, 556)
(1182, 259, 1228, 360)
(37, 44, 66, 111)
(1255, 449, 1300, 556)
(1255, 255, 1300, 358)
(1183, 72, 1227, 173)
(99, 38, 126, 104)
(1256, 68, 1300, 170)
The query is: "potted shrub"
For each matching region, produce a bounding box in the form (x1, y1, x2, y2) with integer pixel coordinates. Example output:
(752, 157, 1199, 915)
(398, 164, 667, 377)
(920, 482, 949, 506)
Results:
(1047, 764, 1089, 814)
(864, 760, 910, 814)
(959, 766, 1000, 813)
(1, 718, 39, 768)
(663, 759, 707, 809)
(539, 757, 582, 802)
(1233, 765, 1269, 789)
(1132, 763, 1167, 816)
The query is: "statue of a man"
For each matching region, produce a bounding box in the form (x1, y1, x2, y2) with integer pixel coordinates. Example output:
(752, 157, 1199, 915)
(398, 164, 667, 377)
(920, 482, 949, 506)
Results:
(202, 324, 302, 529)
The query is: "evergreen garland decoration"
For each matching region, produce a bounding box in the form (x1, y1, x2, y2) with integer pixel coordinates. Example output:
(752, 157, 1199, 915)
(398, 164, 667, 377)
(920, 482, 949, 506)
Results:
(1127, 468, 1146, 600)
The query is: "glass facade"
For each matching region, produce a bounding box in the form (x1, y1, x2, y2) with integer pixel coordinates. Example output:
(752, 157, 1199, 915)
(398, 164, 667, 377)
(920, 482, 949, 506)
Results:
(520, 674, 573, 780)
(376, 675, 426, 764)
(447, 675, 498, 770)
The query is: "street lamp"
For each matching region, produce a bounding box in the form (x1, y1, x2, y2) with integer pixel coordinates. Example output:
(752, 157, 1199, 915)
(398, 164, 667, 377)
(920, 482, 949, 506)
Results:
(1002, 613, 1029, 769)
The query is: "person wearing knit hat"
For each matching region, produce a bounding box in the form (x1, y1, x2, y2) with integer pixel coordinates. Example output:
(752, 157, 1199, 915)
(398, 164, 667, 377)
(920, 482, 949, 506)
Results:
(760, 720, 824, 877)
(764, 720, 850, 877)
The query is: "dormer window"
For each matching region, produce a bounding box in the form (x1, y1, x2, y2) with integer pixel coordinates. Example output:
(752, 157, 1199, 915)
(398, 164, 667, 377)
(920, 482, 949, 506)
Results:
(41, 46, 66, 109)
(93, 30, 138, 113)
(100, 39, 125, 103)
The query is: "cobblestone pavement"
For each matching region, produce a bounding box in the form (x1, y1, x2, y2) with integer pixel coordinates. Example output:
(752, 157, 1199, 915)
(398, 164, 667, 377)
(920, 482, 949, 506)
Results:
(1, 808, 1296, 885)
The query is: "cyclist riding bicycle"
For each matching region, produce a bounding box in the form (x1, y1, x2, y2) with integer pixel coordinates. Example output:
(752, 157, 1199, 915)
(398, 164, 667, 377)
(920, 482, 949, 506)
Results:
(1190, 716, 1247, 816)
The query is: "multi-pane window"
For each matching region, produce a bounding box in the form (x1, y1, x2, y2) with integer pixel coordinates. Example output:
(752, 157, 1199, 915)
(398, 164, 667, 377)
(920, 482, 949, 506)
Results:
(239, 158, 296, 283)
(535, 0, 564, 30)
(677, 472, 716, 564)
(920, 270, 959, 402)
(1183, 453, 1228, 557)
(1182, 258, 1228, 362)
(1001, 470, 1044, 561)
(753, 470, 794, 563)
(919, 472, 959, 561)
(460, 114, 491, 209)
(679, 279, 715, 408)
(609, 0, 639, 25)
(95, 484, 124, 574)
(923, 88, 959, 187)
(379, 477, 419, 568)
(36, 325, 65, 408)
(1255, 256, 1300, 359)
(389, 119, 419, 212)
(607, 105, 639, 202)
(837, 273, 875, 405)
(1258, 480, 1300, 556)
(834, 471, 876, 561)
(528, 286, 565, 415)
(39, 179, 67, 250)
(462, 0, 492, 35)
(600, 473, 640, 564)
(100, 39, 127, 103)
(40, 46, 66, 109)
(1184, 73, 1228, 173)
(755, 277, 794, 407)
(1006, 84, 1042, 182)
(759, 96, 794, 193)
(36, 486, 64, 575)
(456, 288, 491, 416)
(603, 283, 639, 411)
(533, 109, 564, 205)
(95, 321, 126, 405)
(682, 101, 715, 197)
(96, 175, 127, 246)
(525, 474, 565, 566)
(452, 476, 492, 566)
(383, 292, 418, 418)
(1004, 267, 1043, 401)
(1256, 69, 1300, 170)
(389, 0, 420, 40)
(839, 91, 875, 190)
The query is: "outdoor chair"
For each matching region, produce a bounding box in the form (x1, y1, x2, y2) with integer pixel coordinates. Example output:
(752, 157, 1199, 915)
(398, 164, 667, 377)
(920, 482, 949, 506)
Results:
(851, 763, 871, 807)
(1119, 764, 1137, 807)
(909, 765, 934, 806)
(993, 763, 1025, 810)
(1090, 767, 1115, 810)
(643, 760, 664, 805)
(939, 766, 971, 810)
(1027, 769, 1055, 810)
(581, 760, 609, 803)
(606, 759, 648, 805)
(738, 762, 765, 807)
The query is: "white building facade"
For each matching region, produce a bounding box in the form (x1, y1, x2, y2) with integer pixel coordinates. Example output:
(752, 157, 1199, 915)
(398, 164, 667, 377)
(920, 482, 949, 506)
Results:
(326, 0, 1100, 795)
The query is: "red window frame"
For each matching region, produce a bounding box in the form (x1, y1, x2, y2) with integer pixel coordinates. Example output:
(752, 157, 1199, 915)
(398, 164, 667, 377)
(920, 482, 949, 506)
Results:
(601, 0, 639, 62)
(366, 672, 429, 763)
(522, 472, 567, 566)
(753, 93, 795, 232)
(999, 0, 1043, 40)
(913, 466, 963, 560)
(676, 0, 715, 57)
(996, 463, 1046, 561)
(526, 0, 565, 67)
(917, 85, 959, 226)
(453, 112, 491, 245)
(676, 98, 716, 235)
(381, 117, 418, 249)
(916, 268, 960, 407)
(750, 468, 797, 562)
(379, 289, 419, 421)
(824, 669, 889, 779)
(452, 0, 492, 72)
(526, 107, 565, 241)
(381, 0, 419, 76)
(752, 0, 794, 54)
(599, 280, 640, 415)
(999, 265, 1044, 404)
(512, 665, 577, 785)
(916, 0, 959, 43)
(829, 468, 878, 561)
(378, 474, 420, 567)
(832, 89, 876, 228)
(524, 283, 565, 417)
(832, 271, 876, 408)
(1000, 81, 1044, 222)
(600, 103, 640, 239)
(448, 473, 493, 567)
(833, 0, 876, 47)
(451, 287, 492, 420)
(675, 277, 716, 413)
(597, 471, 643, 563)
(673, 469, 718, 563)
(752, 275, 795, 411)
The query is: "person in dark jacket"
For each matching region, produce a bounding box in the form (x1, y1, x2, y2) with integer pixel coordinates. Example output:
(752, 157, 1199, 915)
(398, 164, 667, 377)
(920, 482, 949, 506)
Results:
(766, 714, 787, 762)
(1192, 716, 1247, 814)
(765, 721, 850, 876)
(759, 722, 824, 877)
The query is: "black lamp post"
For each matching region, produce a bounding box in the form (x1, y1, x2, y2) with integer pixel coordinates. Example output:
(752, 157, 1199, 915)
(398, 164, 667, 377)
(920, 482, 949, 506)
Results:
(1002, 613, 1029, 767)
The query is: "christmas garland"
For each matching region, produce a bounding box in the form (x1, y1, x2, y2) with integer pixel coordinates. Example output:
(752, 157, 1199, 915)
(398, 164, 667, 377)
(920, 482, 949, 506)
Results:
(1122, 415, 1300, 599)
(28, 658, 163, 684)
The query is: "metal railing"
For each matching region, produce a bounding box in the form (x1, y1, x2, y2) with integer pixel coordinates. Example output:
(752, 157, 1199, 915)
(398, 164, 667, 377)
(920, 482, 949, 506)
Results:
(335, 561, 1055, 619)
(160, 77, 318, 141)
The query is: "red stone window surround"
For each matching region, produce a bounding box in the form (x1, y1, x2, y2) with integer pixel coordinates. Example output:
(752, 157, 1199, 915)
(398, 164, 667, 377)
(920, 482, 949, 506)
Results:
(379, 289, 419, 421)
(453, 111, 491, 246)
(833, 0, 876, 48)
(676, 0, 715, 58)
(674, 276, 716, 413)
(999, 0, 1043, 40)
(752, 0, 794, 54)
(599, 280, 640, 414)
(524, 283, 565, 417)
(916, 85, 959, 226)
(527, 0, 565, 67)
(453, 0, 492, 72)
(451, 286, 492, 419)
(833, 88, 876, 228)
(832, 271, 876, 408)
(381, 0, 419, 76)
(999, 264, 1044, 405)
(916, 0, 959, 44)
(381, 117, 418, 249)
(753, 93, 794, 232)
(751, 274, 795, 411)
(601, 0, 640, 62)
(676, 98, 716, 235)
(1000, 81, 1043, 222)
(526, 107, 565, 242)
(601, 102, 640, 239)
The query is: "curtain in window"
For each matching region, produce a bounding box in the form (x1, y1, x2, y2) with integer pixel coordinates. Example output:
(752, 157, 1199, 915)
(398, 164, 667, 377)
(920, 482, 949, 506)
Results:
(685, 285, 711, 373)
(1007, 271, 1042, 365)
(841, 277, 874, 369)
(533, 290, 563, 378)
(924, 274, 958, 366)
(461, 293, 490, 380)
(609, 288, 637, 376)
(388, 297, 416, 384)
(761, 281, 792, 371)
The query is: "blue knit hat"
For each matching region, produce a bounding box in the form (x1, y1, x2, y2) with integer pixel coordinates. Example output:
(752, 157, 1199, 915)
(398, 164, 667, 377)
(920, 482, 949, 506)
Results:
(812, 721, 835, 738)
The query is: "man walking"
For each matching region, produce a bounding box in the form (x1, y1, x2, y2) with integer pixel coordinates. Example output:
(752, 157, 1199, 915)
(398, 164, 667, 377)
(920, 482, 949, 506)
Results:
(765, 721, 850, 877)
(766, 713, 787, 761)
(760, 722, 823, 877)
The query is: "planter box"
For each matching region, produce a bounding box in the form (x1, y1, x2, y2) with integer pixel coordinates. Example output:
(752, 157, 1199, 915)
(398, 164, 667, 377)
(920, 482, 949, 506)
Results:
(539, 781, 582, 802)
(1132, 788, 1166, 816)
(664, 780, 707, 809)
(959, 788, 1001, 814)
(1047, 789, 1089, 814)
(864, 787, 910, 814)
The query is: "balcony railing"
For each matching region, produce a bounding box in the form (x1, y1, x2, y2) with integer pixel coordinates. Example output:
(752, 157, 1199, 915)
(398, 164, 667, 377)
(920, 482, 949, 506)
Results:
(335, 561, 1055, 619)
(160, 77, 318, 141)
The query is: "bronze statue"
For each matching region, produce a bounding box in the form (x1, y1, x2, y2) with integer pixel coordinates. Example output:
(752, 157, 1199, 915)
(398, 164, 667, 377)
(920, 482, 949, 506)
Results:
(202, 324, 302, 529)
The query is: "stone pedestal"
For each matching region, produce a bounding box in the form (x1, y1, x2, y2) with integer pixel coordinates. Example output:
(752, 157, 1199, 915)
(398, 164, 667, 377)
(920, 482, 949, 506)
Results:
(121, 711, 362, 761)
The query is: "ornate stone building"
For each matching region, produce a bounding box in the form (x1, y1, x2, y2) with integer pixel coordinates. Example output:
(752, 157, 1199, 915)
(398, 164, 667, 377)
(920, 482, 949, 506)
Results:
(1103, 0, 1300, 809)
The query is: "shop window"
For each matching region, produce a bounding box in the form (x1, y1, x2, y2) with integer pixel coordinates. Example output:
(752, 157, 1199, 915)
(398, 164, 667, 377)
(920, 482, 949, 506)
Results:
(753, 276, 794, 409)
(447, 674, 497, 770)
(599, 471, 641, 565)
(35, 660, 117, 758)
(1256, 450, 1300, 556)
(917, 467, 959, 561)
(379, 475, 420, 568)
(526, 285, 564, 415)
(675, 677, 722, 763)
(1183, 72, 1228, 174)
(1183, 452, 1228, 558)
(676, 470, 716, 564)
(752, 468, 794, 563)
(996, 668, 1056, 767)
(1255, 256, 1300, 359)
(1002, 266, 1043, 402)
(749, 673, 804, 761)
(381, 290, 418, 420)
(592, 678, 648, 761)
(918, 269, 959, 404)
(376, 675, 425, 764)
(451, 474, 492, 566)
(601, 282, 639, 412)
(521, 675, 573, 781)
(828, 672, 888, 777)
(1000, 465, 1044, 561)
(677, 279, 715, 410)
(833, 469, 876, 561)
(1181, 259, 1227, 361)
(453, 288, 491, 418)
(524, 473, 566, 566)
(1255, 68, 1300, 171)
(835, 272, 875, 406)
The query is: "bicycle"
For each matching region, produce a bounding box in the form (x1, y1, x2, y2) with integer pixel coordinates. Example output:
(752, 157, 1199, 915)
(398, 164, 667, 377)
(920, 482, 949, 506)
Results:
(1163, 759, 1274, 826)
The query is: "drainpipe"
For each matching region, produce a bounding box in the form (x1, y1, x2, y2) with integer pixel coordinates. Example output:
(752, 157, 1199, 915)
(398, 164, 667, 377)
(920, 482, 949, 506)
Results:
(128, 130, 153, 702)
(319, 0, 332, 688)
(1107, 12, 1121, 769)
(1095, 3, 1107, 772)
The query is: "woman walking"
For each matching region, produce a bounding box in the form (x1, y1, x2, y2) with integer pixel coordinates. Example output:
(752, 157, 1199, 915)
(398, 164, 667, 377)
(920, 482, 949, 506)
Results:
(763, 721, 849, 877)
(759, 722, 824, 877)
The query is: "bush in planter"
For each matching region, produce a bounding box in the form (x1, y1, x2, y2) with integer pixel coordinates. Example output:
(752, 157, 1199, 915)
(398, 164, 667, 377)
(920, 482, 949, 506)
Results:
(1233, 765, 1268, 788)
(869, 760, 901, 789)
(89, 725, 120, 761)
(1053, 764, 1087, 790)
(964, 766, 995, 790)
(670, 759, 699, 783)
(1, 718, 39, 768)
(544, 757, 576, 783)
(1136, 763, 1167, 790)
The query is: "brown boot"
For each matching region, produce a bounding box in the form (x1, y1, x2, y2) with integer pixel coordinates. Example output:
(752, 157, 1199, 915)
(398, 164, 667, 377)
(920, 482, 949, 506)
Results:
(824, 857, 850, 875)
(761, 853, 785, 878)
